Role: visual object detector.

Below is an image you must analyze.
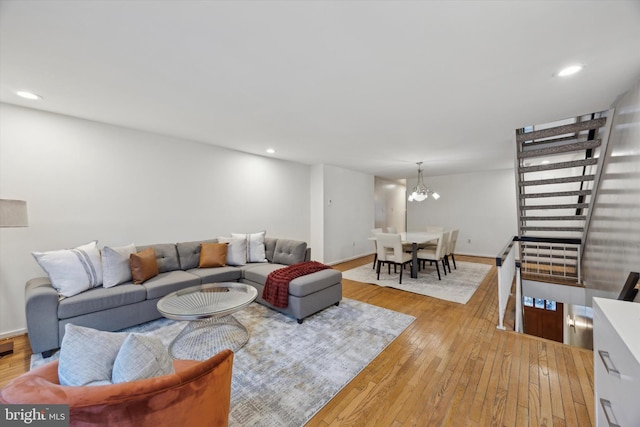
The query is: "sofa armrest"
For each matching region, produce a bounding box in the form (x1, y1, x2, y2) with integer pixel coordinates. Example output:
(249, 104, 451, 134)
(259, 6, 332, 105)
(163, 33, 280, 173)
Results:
(25, 278, 60, 355)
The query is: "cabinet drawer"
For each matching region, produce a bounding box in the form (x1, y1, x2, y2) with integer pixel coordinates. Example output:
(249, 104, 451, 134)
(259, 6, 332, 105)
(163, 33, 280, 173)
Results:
(593, 298, 640, 427)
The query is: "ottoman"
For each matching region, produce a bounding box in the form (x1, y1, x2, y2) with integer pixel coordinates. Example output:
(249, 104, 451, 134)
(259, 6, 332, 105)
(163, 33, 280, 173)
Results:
(241, 264, 343, 323)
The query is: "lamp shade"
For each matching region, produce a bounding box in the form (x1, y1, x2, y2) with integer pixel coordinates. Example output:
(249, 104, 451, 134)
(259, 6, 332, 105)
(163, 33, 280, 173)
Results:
(0, 199, 28, 227)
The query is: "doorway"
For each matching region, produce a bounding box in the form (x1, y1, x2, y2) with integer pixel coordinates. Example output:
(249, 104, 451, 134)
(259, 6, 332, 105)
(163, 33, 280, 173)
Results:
(523, 297, 564, 343)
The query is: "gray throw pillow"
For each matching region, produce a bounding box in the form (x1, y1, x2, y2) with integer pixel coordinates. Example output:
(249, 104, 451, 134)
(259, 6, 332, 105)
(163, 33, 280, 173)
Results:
(272, 239, 307, 265)
(58, 324, 127, 386)
(112, 334, 174, 383)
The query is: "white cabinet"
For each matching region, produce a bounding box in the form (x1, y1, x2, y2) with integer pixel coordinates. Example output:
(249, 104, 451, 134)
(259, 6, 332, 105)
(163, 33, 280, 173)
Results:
(593, 298, 640, 427)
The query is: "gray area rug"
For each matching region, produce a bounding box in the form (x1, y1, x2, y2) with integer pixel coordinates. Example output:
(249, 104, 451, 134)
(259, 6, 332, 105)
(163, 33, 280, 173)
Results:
(31, 298, 414, 427)
(342, 260, 491, 304)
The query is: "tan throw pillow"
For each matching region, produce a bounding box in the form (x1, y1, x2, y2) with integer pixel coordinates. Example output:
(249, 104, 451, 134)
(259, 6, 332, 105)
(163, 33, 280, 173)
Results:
(130, 248, 159, 284)
(199, 243, 227, 268)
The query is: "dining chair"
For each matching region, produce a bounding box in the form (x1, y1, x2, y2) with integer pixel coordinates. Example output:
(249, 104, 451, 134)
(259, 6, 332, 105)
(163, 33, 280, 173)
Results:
(447, 229, 459, 270)
(371, 228, 384, 269)
(386, 226, 397, 233)
(375, 233, 412, 284)
(416, 231, 448, 280)
(418, 226, 443, 249)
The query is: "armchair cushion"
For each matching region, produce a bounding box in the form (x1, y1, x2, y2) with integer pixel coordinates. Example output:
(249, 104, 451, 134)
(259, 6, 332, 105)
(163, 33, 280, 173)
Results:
(112, 334, 174, 383)
(58, 324, 127, 386)
(0, 350, 234, 427)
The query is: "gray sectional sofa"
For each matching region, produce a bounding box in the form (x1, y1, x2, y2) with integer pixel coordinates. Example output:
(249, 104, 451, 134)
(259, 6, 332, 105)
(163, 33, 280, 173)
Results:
(25, 237, 342, 356)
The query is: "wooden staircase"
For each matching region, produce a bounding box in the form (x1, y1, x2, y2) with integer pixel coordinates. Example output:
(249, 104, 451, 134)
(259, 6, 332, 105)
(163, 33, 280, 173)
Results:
(514, 111, 613, 283)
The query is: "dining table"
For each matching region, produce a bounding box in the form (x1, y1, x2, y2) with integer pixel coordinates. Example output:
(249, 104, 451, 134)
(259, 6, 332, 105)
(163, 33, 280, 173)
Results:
(402, 232, 442, 278)
(371, 231, 442, 279)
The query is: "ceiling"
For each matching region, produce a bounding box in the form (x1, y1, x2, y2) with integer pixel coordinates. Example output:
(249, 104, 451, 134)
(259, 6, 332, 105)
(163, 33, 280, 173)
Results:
(1, 1, 639, 180)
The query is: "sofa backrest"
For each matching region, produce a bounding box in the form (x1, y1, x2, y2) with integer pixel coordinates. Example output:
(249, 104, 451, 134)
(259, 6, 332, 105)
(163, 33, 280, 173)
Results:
(176, 239, 218, 270)
(139, 238, 311, 272)
(136, 244, 180, 273)
(266, 238, 311, 265)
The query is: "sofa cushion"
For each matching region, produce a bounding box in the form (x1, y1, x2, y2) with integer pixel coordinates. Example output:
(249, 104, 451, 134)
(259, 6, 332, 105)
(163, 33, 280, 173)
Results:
(288, 269, 343, 297)
(58, 324, 127, 386)
(137, 243, 180, 273)
(272, 239, 307, 265)
(112, 334, 174, 383)
(130, 248, 159, 284)
(58, 284, 147, 319)
(142, 270, 201, 300)
(199, 243, 227, 268)
(242, 263, 287, 285)
(177, 239, 218, 270)
(32, 240, 103, 297)
(102, 243, 136, 288)
(187, 266, 242, 284)
(264, 237, 278, 262)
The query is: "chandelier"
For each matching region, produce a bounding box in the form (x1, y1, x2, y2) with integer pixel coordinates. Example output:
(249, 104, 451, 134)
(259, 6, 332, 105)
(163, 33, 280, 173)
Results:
(408, 162, 440, 202)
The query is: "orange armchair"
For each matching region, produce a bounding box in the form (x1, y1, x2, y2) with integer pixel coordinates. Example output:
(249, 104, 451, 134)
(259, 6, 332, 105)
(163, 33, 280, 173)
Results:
(0, 349, 233, 427)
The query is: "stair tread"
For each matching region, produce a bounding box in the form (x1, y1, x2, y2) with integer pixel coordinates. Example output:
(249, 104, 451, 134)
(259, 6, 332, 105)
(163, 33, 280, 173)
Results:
(519, 139, 602, 159)
(521, 216, 586, 221)
(521, 226, 584, 231)
(519, 158, 598, 173)
(516, 117, 606, 143)
(520, 189, 592, 199)
(520, 203, 589, 210)
(520, 175, 595, 186)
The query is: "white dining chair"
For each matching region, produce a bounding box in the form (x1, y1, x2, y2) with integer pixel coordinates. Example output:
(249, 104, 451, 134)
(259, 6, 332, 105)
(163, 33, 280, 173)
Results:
(447, 229, 459, 270)
(371, 228, 384, 269)
(416, 231, 449, 280)
(375, 233, 412, 284)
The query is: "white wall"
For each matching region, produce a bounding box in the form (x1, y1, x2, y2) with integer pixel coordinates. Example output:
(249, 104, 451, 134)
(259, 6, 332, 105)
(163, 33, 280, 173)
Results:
(583, 79, 640, 299)
(0, 103, 311, 337)
(321, 165, 375, 264)
(406, 168, 518, 257)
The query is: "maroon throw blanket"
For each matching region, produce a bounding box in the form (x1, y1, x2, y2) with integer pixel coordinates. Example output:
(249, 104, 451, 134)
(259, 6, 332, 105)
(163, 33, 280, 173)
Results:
(262, 261, 332, 308)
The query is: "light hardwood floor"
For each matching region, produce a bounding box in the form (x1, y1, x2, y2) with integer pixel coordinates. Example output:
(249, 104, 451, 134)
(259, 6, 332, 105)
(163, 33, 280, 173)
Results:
(0, 255, 594, 426)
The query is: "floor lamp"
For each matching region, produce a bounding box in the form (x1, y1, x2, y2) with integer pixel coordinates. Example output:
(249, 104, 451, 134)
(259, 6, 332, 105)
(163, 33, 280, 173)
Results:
(0, 199, 28, 357)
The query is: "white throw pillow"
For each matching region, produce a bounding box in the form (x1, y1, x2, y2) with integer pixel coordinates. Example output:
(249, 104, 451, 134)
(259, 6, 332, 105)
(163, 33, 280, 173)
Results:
(101, 243, 136, 288)
(32, 241, 103, 297)
(112, 334, 174, 383)
(231, 231, 267, 263)
(217, 237, 247, 266)
(58, 324, 126, 386)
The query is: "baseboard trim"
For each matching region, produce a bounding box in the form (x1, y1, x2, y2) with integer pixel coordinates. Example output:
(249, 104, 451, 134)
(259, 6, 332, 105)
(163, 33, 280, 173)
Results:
(327, 252, 374, 266)
(0, 328, 27, 340)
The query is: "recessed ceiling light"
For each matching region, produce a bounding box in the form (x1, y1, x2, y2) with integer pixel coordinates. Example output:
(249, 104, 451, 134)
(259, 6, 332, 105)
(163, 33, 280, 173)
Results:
(16, 91, 42, 100)
(266, 148, 275, 154)
(557, 64, 583, 77)
(541, 160, 550, 164)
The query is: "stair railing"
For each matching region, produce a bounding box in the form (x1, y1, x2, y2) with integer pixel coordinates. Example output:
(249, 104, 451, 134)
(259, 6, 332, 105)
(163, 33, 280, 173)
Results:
(495, 235, 584, 333)
(496, 236, 520, 331)
(518, 236, 582, 284)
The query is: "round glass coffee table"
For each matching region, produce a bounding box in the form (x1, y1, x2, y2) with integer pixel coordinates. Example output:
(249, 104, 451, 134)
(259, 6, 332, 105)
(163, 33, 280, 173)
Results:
(157, 282, 258, 360)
